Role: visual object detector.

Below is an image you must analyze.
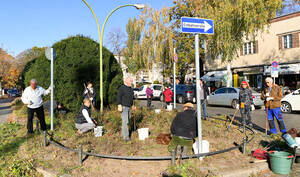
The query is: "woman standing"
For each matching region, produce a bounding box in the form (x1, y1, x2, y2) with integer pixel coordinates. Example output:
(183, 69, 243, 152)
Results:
(146, 85, 153, 108)
(236, 81, 255, 128)
(163, 86, 173, 106)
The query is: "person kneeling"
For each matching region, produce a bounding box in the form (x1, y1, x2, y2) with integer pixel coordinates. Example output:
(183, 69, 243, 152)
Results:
(168, 103, 197, 156)
(75, 98, 97, 134)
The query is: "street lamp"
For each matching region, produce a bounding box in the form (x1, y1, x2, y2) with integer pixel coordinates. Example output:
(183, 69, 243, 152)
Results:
(82, 0, 145, 113)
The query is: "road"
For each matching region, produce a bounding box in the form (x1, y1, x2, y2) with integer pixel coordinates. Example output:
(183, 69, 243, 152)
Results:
(138, 100, 300, 131)
(0, 98, 14, 124)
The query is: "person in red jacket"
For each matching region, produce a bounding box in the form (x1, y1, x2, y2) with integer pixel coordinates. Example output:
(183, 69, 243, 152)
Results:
(163, 86, 173, 106)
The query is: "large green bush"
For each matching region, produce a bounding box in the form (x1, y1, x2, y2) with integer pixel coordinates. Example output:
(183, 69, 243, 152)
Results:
(23, 35, 123, 111)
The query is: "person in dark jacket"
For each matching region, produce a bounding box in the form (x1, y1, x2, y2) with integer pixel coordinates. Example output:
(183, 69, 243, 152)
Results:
(117, 77, 134, 141)
(237, 81, 255, 129)
(168, 103, 197, 155)
(75, 98, 97, 134)
(83, 82, 96, 106)
(199, 79, 210, 120)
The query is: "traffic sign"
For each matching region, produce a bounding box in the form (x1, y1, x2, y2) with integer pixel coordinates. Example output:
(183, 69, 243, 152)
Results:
(181, 17, 214, 34)
(271, 70, 278, 78)
(45, 48, 56, 60)
(272, 61, 279, 68)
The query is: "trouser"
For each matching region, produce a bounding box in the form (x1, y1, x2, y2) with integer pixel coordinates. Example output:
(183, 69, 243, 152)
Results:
(267, 107, 287, 134)
(27, 106, 46, 133)
(240, 106, 252, 126)
(166, 102, 171, 105)
(75, 123, 95, 133)
(147, 97, 152, 107)
(201, 99, 207, 119)
(168, 136, 193, 156)
(121, 106, 130, 140)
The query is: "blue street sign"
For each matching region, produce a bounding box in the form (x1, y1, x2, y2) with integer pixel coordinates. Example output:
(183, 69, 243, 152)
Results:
(181, 17, 214, 34)
(272, 61, 279, 68)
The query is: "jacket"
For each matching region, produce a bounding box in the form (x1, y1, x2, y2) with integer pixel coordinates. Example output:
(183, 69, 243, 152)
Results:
(163, 88, 173, 103)
(261, 84, 282, 109)
(117, 85, 134, 107)
(198, 83, 210, 100)
(76, 105, 91, 124)
(170, 109, 197, 139)
(238, 88, 253, 106)
(146, 87, 153, 98)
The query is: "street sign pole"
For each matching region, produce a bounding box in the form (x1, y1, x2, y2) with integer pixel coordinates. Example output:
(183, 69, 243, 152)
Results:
(195, 34, 202, 156)
(50, 48, 54, 131)
(173, 48, 176, 109)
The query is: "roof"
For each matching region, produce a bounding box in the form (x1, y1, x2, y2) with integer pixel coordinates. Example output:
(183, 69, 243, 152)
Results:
(269, 11, 300, 23)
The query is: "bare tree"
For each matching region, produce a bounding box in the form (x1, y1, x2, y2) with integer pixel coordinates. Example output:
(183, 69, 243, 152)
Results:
(108, 28, 126, 63)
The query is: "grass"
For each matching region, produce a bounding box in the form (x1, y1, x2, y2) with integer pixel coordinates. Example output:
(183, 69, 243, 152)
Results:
(1, 100, 291, 176)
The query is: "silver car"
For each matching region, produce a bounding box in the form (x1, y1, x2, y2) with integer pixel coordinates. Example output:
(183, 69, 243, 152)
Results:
(207, 87, 264, 109)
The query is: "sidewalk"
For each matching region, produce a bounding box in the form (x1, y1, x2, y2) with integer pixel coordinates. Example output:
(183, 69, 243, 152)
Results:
(0, 98, 14, 124)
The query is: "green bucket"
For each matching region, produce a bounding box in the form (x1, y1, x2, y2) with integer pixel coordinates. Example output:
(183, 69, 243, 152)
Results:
(269, 151, 294, 175)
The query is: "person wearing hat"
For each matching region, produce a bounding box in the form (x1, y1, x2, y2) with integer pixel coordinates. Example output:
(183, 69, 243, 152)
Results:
(168, 102, 197, 155)
(236, 81, 255, 128)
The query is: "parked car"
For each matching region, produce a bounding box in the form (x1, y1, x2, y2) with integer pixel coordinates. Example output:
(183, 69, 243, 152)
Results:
(281, 89, 300, 113)
(135, 84, 163, 100)
(163, 84, 195, 104)
(207, 87, 264, 109)
(7, 89, 20, 97)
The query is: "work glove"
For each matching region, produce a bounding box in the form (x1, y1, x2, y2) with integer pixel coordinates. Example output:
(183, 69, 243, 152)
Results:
(118, 104, 123, 112)
(266, 92, 270, 97)
(251, 105, 255, 111)
(266, 97, 274, 101)
(236, 104, 239, 110)
(89, 97, 93, 101)
(84, 90, 88, 94)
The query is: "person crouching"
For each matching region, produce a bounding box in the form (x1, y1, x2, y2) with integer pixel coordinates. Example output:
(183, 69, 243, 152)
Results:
(75, 98, 97, 134)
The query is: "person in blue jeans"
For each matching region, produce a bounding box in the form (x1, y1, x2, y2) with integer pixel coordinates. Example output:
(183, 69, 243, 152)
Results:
(261, 77, 287, 134)
(199, 79, 210, 120)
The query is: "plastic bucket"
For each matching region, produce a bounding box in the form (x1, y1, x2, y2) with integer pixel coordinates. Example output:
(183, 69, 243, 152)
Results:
(166, 105, 173, 111)
(94, 126, 103, 137)
(268, 151, 294, 175)
(193, 140, 209, 160)
(282, 133, 297, 148)
(154, 109, 161, 114)
(138, 128, 149, 140)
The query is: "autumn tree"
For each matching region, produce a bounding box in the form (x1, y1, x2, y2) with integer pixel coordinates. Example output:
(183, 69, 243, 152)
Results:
(0, 48, 14, 89)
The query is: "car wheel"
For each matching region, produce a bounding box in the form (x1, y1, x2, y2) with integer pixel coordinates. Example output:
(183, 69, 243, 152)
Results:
(178, 95, 185, 104)
(231, 99, 238, 109)
(281, 102, 292, 113)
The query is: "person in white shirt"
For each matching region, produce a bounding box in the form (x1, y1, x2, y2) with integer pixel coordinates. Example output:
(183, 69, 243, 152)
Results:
(83, 82, 96, 106)
(21, 79, 51, 134)
(75, 98, 97, 134)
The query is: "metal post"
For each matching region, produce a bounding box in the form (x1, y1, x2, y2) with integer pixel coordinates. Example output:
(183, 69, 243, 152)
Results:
(171, 149, 175, 165)
(173, 48, 176, 109)
(242, 137, 247, 154)
(78, 145, 83, 166)
(50, 48, 54, 131)
(195, 34, 202, 157)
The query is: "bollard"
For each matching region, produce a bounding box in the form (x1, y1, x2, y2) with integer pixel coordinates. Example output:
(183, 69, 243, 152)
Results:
(43, 131, 48, 147)
(242, 137, 247, 154)
(78, 145, 83, 166)
(171, 149, 175, 165)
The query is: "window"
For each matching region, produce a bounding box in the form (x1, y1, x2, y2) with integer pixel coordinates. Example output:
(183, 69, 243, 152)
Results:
(243, 41, 255, 55)
(227, 88, 237, 93)
(215, 88, 226, 94)
(283, 34, 293, 49)
(153, 85, 162, 91)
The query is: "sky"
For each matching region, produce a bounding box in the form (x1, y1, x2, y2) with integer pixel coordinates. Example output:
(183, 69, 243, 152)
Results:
(0, 0, 174, 57)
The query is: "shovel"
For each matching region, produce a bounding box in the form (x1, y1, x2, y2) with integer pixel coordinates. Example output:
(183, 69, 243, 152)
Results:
(226, 109, 239, 131)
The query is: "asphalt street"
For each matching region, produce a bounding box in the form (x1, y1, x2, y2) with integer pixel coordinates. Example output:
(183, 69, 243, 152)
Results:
(138, 100, 300, 132)
(0, 98, 14, 124)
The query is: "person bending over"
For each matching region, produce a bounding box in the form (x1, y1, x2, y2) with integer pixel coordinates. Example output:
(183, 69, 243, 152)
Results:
(75, 98, 97, 134)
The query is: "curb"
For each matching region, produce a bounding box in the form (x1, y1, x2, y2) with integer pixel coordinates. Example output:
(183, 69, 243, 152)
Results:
(221, 162, 270, 177)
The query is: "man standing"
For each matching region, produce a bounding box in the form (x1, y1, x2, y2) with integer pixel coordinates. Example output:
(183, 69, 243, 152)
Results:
(83, 82, 96, 106)
(199, 79, 210, 120)
(261, 77, 287, 134)
(21, 79, 51, 135)
(117, 77, 134, 141)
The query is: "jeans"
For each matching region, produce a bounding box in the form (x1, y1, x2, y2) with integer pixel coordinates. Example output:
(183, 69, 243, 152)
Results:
(267, 107, 287, 134)
(75, 123, 95, 133)
(27, 106, 46, 133)
(201, 99, 207, 119)
(121, 106, 130, 140)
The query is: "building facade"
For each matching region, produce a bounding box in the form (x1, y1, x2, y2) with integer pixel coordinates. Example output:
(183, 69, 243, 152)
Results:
(204, 11, 300, 91)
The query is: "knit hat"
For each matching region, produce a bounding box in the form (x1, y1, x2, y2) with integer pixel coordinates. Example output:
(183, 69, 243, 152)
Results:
(241, 81, 248, 87)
